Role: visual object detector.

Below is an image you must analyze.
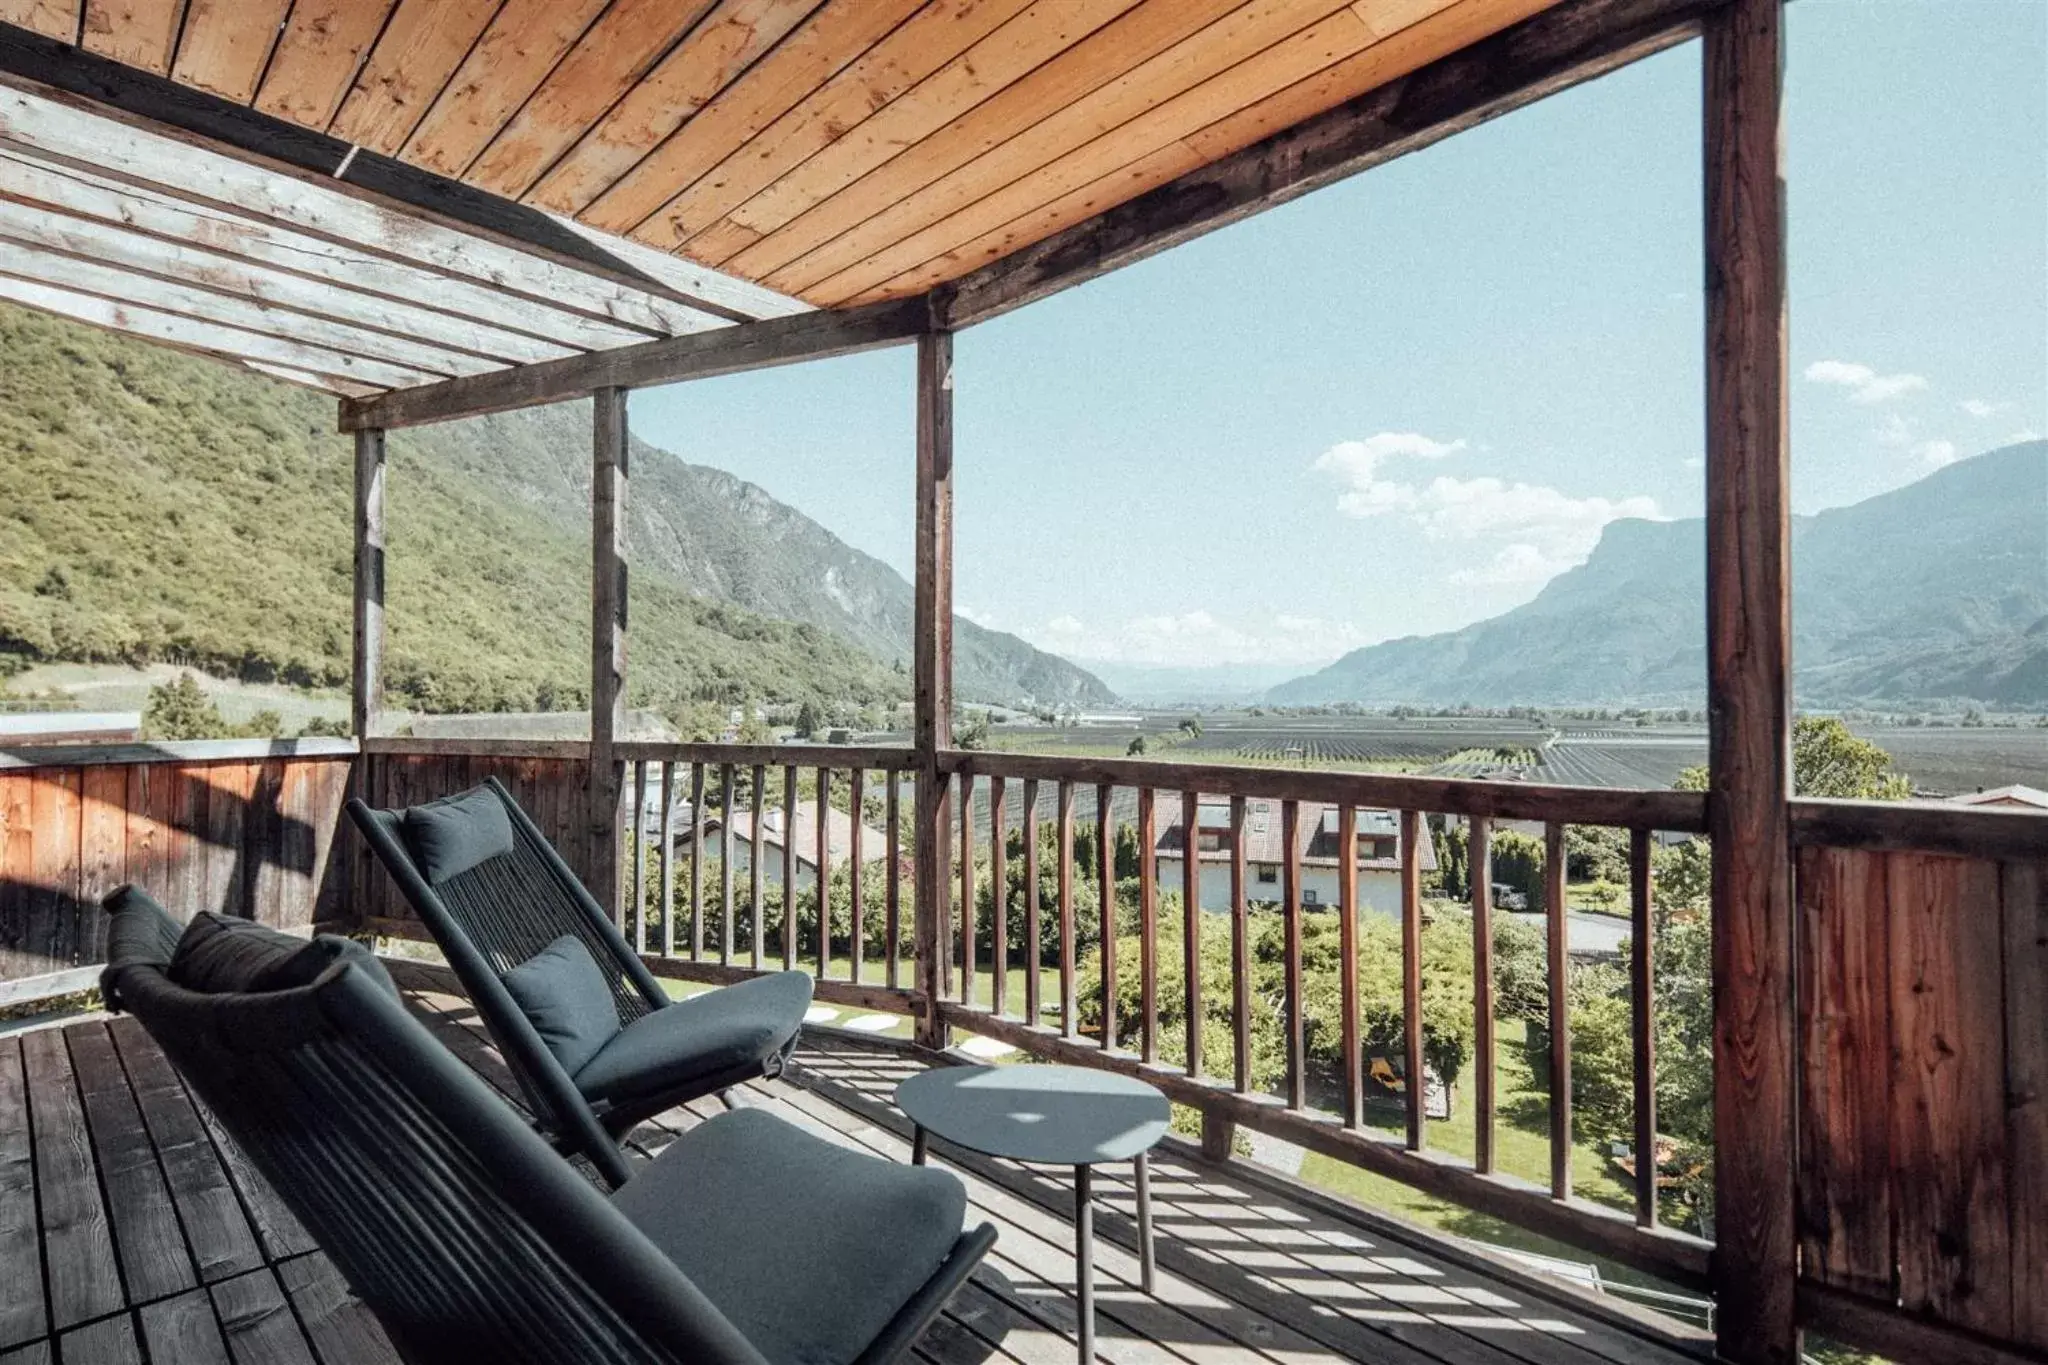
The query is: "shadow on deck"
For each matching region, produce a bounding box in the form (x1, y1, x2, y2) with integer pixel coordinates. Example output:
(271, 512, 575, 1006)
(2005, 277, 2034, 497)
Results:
(0, 960, 1707, 1365)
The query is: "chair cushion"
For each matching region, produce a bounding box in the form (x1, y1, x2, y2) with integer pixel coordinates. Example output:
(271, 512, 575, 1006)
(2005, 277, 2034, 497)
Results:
(501, 935, 620, 1075)
(572, 970, 811, 1105)
(168, 912, 395, 996)
(611, 1106, 967, 1365)
(401, 785, 515, 885)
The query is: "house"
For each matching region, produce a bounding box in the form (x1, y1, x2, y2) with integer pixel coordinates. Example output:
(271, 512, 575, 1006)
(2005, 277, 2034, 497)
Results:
(671, 800, 888, 885)
(1153, 798, 1437, 917)
(0, 710, 141, 746)
(1949, 783, 2048, 810)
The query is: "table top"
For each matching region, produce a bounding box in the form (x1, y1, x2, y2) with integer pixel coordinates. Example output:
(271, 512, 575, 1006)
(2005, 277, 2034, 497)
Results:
(896, 1064, 1171, 1165)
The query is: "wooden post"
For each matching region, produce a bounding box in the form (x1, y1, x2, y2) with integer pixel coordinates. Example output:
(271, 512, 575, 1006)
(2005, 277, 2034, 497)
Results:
(350, 428, 385, 743)
(912, 330, 954, 1050)
(590, 386, 629, 920)
(1704, 1, 1796, 1359)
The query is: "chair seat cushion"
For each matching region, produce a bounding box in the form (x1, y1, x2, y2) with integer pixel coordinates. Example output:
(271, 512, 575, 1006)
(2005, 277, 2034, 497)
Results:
(401, 785, 515, 885)
(610, 1106, 967, 1365)
(501, 935, 622, 1075)
(168, 911, 395, 996)
(573, 970, 810, 1106)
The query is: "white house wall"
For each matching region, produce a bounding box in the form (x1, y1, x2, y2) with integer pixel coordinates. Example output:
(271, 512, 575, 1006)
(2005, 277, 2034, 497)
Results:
(1155, 856, 1405, 918)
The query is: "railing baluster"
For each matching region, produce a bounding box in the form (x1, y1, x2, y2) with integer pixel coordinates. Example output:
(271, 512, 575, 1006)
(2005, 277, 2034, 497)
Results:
(719, 762, 735, 966)
(1137, 788, 1157, 1065)
(1058, 778, 1076, 1038)
(1545, 820, 1572, 1200)
(884, 768, 901, 987)
(1182, 790, 1201, 1080)
(1230, 794, 1250, 1094)
(783, 766, 800, 971)
(1471, 815, 1496, 1174)
(631, 759, 647, 951)
(990, 777, 1007, 1017)
(850, 768, 865, 985)
(960, 772, 976, 1006)
(689, 763, 705, 961)
(1097, 782, 1116, 1052)
(1631, 826, 1657, 1228)
(1401, 808, 1425, 1150)
(749, 764, 766, 969)
(816, 767, 832, 982)
(1339, 804, 1361, 1129)
(1282, 799, 1304, 1109)
(658, 760, 676, 960)
(1023, 778, 1042, 1026)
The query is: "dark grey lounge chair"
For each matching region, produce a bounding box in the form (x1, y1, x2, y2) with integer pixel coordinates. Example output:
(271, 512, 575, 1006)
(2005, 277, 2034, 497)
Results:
(100, 886, 996, 1365)
(347, 778, 811, 1187)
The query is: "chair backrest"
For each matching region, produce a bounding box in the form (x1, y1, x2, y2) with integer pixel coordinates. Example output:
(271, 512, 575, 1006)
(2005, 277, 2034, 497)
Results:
(100, 886, 767, 1365)
(349, 779, 666, 1183)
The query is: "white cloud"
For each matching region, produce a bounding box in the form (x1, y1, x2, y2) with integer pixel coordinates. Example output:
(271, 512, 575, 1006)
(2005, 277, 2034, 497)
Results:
(1874, 412, 1915, 447)
(956, 603, 997, 628)
(1960, 398, 2007, 419)
(1804, 359, 1928, 405)
(2008, 428, 2043, 444)
(1915, 439, 1959, 467)
(1027, 611, 1373, 668)
(1313, 434, 1661, 591)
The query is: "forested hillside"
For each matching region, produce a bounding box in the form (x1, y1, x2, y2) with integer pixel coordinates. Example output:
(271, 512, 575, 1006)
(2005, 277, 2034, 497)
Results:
(0, 302, 1104, 715)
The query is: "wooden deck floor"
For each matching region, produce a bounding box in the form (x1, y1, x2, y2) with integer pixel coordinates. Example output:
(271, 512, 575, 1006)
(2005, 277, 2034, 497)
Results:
(0, 962, 1704, 1365)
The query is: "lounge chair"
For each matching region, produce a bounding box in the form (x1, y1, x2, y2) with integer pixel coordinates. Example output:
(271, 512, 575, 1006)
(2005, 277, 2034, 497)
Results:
(100, 887, 996, 1365)
(348, 778, 811, 1186)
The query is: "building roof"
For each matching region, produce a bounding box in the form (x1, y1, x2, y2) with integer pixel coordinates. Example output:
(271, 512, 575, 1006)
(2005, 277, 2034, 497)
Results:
(0, 710, 141, 741)
(677, 800, 888, 866)
(1155, 797, 1436, 873)
(1949, 784, 2048, 810)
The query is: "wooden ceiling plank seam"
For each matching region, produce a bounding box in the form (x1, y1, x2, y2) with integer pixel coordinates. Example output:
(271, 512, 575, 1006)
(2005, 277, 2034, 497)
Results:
(0, 201, 507, 374)
(638, 0, 1043, 257)
(936, 0, 1718, 327)
(168, 0, 292, 105)
(0, 84, 718, 341)
(581, 0, 926, 236)
(792, 0, 1379, 302)
(464, 0, 721, 199)
(724, 0, 1248, 287)
(0, 1, 77, 41)
(326, 0, 503, 156)
(254, 0, 404, 131)
(523, 0, 822, 217)
(0, 148, 590, 362)
(79, 0, 187, 75)
(887, 0, 1555, 303)
(396, 0, 613, 180)
(687, 0, 1148, 269)
(0, 235, 486, 377)
(0, 270, 439, 387)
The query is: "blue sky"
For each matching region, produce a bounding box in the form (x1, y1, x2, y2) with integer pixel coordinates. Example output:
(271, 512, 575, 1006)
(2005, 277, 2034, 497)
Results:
(634, 1, 2047, 675)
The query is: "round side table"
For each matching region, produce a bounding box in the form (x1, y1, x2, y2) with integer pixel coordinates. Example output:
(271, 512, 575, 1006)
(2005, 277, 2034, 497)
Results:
(896, 1065, 1170, 1364)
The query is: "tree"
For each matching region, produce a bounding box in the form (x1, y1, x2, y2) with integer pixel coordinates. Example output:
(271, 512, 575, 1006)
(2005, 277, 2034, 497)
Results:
(143, 672, 222, 739)
(1178, 716, 1203, 739)
(794, 699, 823, 738)
(1126, 734, 1148, 756)
(1674, 715, 1911, 799)
(955, 708, 991, 750)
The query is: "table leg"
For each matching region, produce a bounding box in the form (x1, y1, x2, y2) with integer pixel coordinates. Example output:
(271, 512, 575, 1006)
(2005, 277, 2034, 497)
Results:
(912, 1125, 928, 1166)
(1075, 1164, 1094, 1364)
(1135, 1150, 1156, 1294)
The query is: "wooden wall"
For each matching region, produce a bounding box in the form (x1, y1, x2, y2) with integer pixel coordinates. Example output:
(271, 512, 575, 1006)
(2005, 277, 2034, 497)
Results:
(1797, 843, 2048, 1352)
(356, 749, 595, 929)
(0, 747, 354, 986)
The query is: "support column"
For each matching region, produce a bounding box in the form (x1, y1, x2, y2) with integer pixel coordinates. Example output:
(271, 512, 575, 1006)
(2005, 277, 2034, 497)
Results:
(1703, 2, 1796, 1361)
(591, 387, 629, 921)
(351, 427, 385, 742)
(912, 331, 955, 1050)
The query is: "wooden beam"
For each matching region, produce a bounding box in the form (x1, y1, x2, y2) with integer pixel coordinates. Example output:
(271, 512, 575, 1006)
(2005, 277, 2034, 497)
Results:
(589, 387, 628, 920)
(935, 0, 1723, 329)
(338, 295, 932, 431)
(0, 20, 801, 323)
(1703, 1, 1795, 1361)
(351, 428, 385, 743)
(912, 329, 955, 1050)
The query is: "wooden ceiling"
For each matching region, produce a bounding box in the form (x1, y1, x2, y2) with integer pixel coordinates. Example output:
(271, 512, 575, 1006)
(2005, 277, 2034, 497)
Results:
(0, 0, 1566, 309)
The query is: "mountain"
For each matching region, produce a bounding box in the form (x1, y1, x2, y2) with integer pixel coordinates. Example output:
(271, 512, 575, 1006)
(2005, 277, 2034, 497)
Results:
(0, 301, 1110, 715)
(1079, 660, 1327, 706)
(1269, 441, 2048, 708)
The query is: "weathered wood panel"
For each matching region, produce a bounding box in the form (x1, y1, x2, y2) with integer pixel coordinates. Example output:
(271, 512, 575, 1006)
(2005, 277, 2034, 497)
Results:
(0, 754, 355, 985)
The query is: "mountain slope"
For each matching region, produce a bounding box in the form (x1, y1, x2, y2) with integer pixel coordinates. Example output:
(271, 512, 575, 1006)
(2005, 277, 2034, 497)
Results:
(1270, 441, 2048, 707)
(0, 301, 1108, 713)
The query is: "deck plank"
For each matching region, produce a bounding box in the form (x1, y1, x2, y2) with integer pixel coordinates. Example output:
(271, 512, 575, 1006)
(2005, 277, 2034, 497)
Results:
(276, 1254, 401, 1365)
(212, 1267, 319, 1365)
(0, 1037, 46, 1349)
(67, 1022, 198, 1305)
(54, 1314, 141, 1365)
(137, 1287, 233, 1364)
(21, 1027, 123, 1331)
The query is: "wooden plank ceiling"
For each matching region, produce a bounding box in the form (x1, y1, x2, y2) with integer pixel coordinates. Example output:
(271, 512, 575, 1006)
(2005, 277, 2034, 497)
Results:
(1, 0, 1566, 316)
